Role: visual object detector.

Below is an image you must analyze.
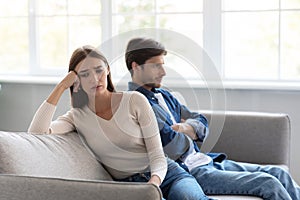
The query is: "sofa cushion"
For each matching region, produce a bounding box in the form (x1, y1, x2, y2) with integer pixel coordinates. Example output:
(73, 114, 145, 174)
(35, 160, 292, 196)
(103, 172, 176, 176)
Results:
(208, 195, 262, 200)
(0, 131, 113, 181)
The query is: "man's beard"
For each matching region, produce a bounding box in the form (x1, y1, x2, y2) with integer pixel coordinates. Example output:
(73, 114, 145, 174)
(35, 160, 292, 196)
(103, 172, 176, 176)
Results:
(144, 82, 161, 88)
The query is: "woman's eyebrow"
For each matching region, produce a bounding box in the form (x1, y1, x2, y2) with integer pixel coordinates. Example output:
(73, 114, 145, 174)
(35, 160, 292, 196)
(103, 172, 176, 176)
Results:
(78, 65, 104, 73)
(94, 65, 104, 69)
(78, 69, 89, 73)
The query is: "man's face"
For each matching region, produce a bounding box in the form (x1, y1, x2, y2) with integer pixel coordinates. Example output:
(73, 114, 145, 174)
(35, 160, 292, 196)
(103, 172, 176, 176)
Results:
(138, 55, 166, 89)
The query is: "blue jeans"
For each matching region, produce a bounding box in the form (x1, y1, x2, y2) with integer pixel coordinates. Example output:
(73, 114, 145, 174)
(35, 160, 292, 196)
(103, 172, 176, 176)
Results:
(191, 159, 300, 200)
(117, 158, 211, 200)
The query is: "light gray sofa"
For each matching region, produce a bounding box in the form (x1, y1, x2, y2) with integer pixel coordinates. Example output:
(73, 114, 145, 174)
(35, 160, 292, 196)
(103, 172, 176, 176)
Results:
(0, 111, 290, 200)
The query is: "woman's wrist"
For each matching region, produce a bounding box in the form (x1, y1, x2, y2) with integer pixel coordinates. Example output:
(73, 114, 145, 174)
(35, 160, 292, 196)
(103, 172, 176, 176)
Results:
(148, 175, 161, 186)
(46, 84, 66, 105)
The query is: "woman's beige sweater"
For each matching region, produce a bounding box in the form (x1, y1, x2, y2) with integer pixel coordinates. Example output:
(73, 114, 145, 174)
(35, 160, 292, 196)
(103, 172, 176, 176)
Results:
(28, 91, 167, 181)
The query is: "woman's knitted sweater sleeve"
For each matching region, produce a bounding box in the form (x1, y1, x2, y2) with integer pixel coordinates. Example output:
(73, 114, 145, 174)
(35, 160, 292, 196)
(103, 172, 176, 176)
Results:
(28, 101, 75, 134)
(130, 92, 167, 183)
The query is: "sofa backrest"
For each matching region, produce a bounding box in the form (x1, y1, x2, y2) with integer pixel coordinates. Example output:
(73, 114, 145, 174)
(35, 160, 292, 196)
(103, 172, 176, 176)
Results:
(0, 131, 113, 181)
(171, 91, 290, 168)
(200, 111, 291, 167)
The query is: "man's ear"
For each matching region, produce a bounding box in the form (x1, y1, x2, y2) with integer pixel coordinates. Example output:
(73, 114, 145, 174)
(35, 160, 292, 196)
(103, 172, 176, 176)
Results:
(132, 62, 139, 71)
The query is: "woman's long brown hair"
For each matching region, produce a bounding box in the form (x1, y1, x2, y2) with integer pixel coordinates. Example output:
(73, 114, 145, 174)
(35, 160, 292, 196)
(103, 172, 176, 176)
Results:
(68, 45, 115, 108)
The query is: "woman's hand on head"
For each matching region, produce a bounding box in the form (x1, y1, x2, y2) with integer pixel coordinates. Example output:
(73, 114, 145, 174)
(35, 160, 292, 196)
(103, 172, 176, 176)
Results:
(59, 71, 79, 90)
(46, 71, 79, 106)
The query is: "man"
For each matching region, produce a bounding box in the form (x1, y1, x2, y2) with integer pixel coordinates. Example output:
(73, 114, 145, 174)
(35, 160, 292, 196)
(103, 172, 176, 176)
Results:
(125, 37, 300, 200)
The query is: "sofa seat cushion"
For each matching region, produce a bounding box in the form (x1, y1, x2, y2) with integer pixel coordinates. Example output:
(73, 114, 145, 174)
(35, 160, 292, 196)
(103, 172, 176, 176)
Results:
(0, 131, 113, 181)
(209, 195, 262, 200)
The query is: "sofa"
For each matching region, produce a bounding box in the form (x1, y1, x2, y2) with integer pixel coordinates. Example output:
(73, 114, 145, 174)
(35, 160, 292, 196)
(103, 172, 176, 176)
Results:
(0, 111, 290, 200)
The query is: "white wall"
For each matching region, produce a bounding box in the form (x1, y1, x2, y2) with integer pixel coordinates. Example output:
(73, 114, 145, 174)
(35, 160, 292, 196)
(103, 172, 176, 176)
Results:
(0, 82, 299, 184)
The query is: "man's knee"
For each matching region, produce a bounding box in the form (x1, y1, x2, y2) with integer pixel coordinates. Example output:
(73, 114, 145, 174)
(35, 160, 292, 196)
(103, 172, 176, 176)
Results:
(168, 177, 208, 200)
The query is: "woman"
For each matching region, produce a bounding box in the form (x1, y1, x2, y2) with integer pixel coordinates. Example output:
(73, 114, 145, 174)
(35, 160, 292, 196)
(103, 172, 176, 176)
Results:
(28, 45, 210, 200)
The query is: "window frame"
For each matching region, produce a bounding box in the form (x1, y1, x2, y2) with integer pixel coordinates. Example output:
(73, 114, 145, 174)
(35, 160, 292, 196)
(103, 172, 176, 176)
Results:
(2, 0, 300, 90)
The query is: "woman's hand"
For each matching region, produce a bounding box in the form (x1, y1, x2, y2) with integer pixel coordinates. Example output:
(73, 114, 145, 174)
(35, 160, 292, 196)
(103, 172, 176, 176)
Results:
(59, 71, 79, 90)
(46, 71, 79, 105)
(148, 175, 161, 187)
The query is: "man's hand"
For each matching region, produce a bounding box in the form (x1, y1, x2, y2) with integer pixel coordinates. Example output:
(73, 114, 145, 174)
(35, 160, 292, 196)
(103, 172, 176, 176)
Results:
(171, 122, 197, 140)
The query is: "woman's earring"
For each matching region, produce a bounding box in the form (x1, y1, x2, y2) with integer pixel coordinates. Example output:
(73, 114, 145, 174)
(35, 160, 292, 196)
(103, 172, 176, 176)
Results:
(73, 79, 80, 93)
(73, 86, 81, 93)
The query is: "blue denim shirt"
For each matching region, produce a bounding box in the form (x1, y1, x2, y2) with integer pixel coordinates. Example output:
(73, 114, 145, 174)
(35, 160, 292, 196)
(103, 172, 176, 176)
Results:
(128, 82, 226, 166)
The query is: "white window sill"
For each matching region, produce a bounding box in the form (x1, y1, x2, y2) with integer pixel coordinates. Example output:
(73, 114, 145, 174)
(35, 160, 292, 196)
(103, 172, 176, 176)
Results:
(1, 75, 300, 91)
(0, 75, 63, 85)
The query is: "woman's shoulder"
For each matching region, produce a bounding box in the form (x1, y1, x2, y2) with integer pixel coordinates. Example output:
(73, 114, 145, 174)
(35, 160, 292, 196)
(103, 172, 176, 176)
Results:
(123, 91, 148, 101)
(120, 91, 149, 109)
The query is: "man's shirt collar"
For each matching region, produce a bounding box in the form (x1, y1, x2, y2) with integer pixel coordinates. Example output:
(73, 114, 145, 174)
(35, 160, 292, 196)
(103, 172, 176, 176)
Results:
(128, 82, 159, 99)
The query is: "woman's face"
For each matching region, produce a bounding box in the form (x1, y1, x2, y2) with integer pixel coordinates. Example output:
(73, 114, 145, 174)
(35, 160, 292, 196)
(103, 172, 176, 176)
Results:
(75, 57, 109, 97)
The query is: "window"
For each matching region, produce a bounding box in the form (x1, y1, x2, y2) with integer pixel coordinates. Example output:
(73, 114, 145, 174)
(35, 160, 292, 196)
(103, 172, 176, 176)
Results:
(1, 0, 300, 84)
(110, 0, 203, 82)
(0, 0, 29, 74)
(0, 0, 102, 76)
(223, 0, 300, 81)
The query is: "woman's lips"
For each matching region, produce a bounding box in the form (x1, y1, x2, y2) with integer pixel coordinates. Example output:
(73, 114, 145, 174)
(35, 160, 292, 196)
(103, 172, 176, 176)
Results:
(91, 85, 102, 90)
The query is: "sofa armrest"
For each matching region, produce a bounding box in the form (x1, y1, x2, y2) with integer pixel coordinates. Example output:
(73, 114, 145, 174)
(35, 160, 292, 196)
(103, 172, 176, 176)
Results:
(200, 111, 291, 167)
(0, 174, 162, 200)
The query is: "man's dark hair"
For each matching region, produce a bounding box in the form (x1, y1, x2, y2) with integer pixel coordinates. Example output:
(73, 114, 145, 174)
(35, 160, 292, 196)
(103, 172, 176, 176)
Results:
(125, 37, 167, 76)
